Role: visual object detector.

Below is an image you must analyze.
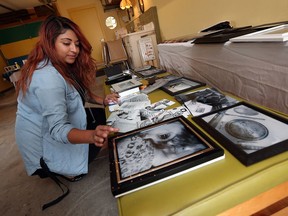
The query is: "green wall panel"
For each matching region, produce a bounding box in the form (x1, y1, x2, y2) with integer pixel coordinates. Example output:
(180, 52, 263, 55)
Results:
(0, 21, 42, 45)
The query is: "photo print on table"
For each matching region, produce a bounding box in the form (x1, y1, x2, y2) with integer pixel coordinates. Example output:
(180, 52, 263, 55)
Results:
(175, 87, 239, 116)
(193, 102, 288, 166)
(108, 116, 224, 197)
(160, 77, 205, 96)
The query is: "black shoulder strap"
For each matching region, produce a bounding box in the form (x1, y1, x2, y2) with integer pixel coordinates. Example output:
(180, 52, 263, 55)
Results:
(40, 157, 70, 210)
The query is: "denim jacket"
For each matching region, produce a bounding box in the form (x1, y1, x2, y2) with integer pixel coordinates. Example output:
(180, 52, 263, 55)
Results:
(15, 61, 88, 176)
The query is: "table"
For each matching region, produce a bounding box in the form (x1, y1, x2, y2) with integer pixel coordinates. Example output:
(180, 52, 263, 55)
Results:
(157, 41, 288, 115)
(219, 180, 288, 215)
(104, 78, 288, 216)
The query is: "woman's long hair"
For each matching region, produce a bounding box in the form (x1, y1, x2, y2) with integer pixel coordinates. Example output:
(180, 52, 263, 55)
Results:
(16, 15, 97, 97)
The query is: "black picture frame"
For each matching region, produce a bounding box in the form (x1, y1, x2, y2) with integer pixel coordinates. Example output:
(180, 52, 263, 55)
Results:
(174, 87, 239, 116)
(108, 116, 224, 197)
(160, 77, 206, 96)
(193, 101, 288, 166)
(135, 67, 166, 78)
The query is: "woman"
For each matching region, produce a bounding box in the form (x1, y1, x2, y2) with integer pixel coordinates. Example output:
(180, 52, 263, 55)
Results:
(15, 15, 119, 181)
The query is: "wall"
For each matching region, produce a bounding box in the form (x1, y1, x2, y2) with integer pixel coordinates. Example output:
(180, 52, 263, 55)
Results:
(56, 0, 157, 41)
(0, 52, 13, 92)
(149, 0, 288, 40)
(55, 0, 288, 42)
(0, 21, 42, 64)
(1, 38, 38, 62)
(0, 21, 42, 92)
(56, 0, 126, 42)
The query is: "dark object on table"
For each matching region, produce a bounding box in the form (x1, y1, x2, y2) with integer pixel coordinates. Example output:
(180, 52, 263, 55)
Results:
(104, 64, 132, 85)
(134, 66, 166, 78)
(193, 26, 254, 44)
(160, 77, 206, 96)
(193, 21, 288, 44)
(200, 21, 232, 32)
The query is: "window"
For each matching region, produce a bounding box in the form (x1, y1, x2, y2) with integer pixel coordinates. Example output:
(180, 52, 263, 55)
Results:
(105, 16, 117, 29)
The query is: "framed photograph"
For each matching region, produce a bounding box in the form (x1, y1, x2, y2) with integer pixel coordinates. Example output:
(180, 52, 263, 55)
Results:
(111, 78, 142, 93)
(160, 77, 205, 96)
(162, 74, 183, 82)
(135, 67, 166, 78)
(193, 102, 288, 166)
(108, 116, 224, 197)
(230, 24, 288, 42)
(175, 87, 239, 116)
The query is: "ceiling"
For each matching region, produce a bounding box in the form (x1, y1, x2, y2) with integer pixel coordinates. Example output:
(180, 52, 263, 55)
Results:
(0, 0, 122, 14)
(0, 0, 57, 26)
(0, 0, 47, 14)
(0, 0, 121, 26)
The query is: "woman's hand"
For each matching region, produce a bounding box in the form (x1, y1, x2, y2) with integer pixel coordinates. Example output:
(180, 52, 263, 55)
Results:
(93, 125, 119, 147)
(103, 93, 119, 106)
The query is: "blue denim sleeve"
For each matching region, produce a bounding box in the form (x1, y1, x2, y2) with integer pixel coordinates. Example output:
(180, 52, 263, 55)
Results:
(32, 69, 78, 144)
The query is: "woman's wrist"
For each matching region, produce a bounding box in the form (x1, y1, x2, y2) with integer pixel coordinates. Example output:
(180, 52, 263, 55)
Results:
(87, 94, 106, 106)
(89, 130, 96, 144)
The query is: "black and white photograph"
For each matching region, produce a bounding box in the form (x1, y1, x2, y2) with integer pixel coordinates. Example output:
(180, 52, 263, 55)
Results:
(111, 78, 142, 93)
(175, 87, 238, 110)
(135, 67, 166, 78)
(117, 120, 207, 178)
(193, 102, 288, 166)
(160, 77, 205, 96)
(184, 100, 213, 116)
(146, 98, 175, 110)
(138, 105, 190, 128)
(108, 117, 224, 197)
(162, 74, 182, 82)
(106, 97, 188, 133)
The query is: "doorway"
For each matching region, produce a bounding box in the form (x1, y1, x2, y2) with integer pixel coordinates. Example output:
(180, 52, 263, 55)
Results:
(68, 5, 105, 65)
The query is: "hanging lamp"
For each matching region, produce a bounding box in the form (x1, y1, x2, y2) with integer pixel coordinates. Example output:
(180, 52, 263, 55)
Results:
(120, 0, 132, 10)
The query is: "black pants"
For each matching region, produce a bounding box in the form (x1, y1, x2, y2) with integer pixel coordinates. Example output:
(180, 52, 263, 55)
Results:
(85, 107, 107, 163)
(31, 108, 107, 209)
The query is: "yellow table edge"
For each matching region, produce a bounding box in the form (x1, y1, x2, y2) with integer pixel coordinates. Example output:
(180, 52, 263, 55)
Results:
(103, 74, 288, 216)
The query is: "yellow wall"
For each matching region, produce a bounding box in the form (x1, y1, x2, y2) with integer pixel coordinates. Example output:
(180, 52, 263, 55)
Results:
(56, 0, 126, 41)
(56, 0, 288, 41)
(149, 0, 288, 40)
(0, 38, 38, 59)
(0, 38, 38, 92)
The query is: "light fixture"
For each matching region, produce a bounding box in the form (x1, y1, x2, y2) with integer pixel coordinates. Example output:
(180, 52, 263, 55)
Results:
(120, 0, 132, 10)
(39, 0, 57, 3)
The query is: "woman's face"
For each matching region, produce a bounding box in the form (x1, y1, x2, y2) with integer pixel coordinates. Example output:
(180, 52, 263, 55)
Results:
(55, 29, 80, 64)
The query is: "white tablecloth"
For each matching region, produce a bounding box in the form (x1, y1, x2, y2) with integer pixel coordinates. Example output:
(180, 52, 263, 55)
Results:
(158, 41, 288, 114)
